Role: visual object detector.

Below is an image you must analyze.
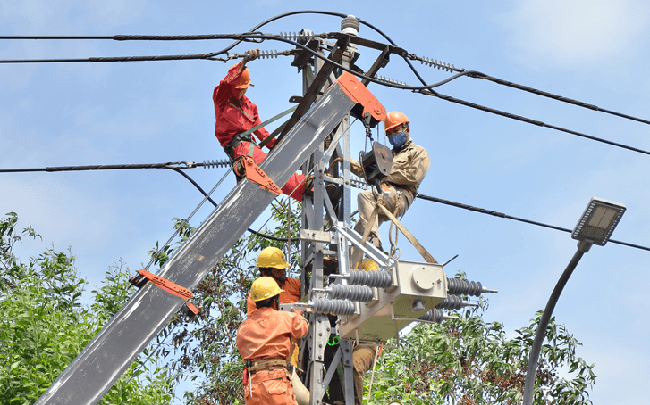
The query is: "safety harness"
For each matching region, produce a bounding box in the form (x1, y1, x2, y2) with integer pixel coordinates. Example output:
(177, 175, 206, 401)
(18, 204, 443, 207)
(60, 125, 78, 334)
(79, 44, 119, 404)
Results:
(242, 358, 288, 398)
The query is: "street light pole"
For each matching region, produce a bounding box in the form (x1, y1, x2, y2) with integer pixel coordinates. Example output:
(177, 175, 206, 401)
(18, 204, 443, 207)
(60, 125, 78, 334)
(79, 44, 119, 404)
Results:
(522, 198, 625, 405)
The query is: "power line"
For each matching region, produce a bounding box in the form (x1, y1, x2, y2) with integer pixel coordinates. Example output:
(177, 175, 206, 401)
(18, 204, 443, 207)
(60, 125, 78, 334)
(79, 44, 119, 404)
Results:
(5, 11, 650, 129)
(0, 160, 230, 173)
(469, 72, 650, 126)
(171, 168, 292, 243)
(415, 193, 650, 253)
(418, 88, 650, 157)
(347, 177, 650, 252)
(408, 54, 650, 126)
(390, 51, 650, 157)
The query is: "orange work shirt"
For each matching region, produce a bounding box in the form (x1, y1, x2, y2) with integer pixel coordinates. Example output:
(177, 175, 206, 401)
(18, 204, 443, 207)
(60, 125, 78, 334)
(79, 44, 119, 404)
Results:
(246, 277, 301, 316)
(236, 307, 308, 361)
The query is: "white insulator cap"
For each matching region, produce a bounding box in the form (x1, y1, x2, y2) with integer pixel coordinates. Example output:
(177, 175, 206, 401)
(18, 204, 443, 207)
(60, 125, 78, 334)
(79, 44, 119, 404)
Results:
(341, 15, 359, 36)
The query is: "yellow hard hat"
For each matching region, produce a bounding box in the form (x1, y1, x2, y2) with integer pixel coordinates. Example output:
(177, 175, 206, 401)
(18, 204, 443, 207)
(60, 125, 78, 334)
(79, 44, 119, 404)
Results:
(257, 246, 290, 269)
(235, 66, 252, 89)
(250, 277, 284, 302)
(384, 111, 409, 132)
(355, 258, 379, 271)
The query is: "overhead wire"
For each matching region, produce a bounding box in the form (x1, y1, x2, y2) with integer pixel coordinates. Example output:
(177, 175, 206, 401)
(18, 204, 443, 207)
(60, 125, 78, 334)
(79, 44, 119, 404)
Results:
(466, 72, 650, 126)
(408, 54, 650, 127)
(390, 42, 650, 157)
(0, 160, 229, 173)
(4, 10, 650, 128)
(5, 31, 649, 158)
(4, 11, 650, 250)
(415, 193, 650, 253)
(4, 25, 649, 127)
(417, 89, 650, 156)
(348, 178, 650, 252)
(144, 168, 231, 271)
(172, 168, 291, 243)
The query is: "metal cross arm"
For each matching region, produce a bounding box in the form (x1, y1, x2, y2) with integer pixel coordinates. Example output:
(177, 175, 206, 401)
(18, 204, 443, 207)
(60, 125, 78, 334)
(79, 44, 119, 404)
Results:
(129, 269, 198, 316)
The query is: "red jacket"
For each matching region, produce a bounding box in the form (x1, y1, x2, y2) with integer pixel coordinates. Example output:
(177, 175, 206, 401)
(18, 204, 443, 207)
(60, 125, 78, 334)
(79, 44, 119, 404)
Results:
(212, 62, 274, 148)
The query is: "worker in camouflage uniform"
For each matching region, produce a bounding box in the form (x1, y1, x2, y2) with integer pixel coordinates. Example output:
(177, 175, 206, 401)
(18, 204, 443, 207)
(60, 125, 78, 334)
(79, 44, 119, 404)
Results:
(212, 49, 307, 201)
(351, 111, 430, 250)
(237, 277, 308, 405)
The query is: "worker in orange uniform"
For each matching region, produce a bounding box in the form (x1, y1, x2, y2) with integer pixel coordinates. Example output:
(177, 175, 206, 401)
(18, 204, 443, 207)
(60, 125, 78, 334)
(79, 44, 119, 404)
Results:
(236, 277, 309, 405)
(213, 49, 307, 201)
(351, 112, 430, 251)
(246, 246, 301, 316)
(246, 246, 302, 371)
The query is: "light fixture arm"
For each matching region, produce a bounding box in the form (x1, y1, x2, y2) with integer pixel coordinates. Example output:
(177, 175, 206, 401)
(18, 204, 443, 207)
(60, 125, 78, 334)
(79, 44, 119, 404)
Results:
(522, 248, 585, 405)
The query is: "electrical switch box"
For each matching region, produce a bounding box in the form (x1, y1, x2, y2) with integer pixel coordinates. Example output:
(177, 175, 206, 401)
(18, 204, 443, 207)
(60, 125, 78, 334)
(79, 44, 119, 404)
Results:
(339, 260, 447, 342)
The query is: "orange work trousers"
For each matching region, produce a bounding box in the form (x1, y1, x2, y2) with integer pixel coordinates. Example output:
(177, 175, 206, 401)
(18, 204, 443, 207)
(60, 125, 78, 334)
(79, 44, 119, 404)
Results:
(244, 368, 298, 405)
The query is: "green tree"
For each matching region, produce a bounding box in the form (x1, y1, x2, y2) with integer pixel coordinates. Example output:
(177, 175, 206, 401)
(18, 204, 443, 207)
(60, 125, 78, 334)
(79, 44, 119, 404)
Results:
(0, 212, 177, 405)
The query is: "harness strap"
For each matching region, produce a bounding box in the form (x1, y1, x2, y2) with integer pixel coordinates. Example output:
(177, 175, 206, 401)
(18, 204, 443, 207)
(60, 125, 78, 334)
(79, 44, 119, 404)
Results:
(229, 100, 256, 121)
(248, 358, 287, 373)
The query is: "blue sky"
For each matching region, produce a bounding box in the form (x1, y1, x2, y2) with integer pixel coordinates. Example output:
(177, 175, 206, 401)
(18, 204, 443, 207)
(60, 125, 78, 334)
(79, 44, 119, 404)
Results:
(1, 1, 649, 403)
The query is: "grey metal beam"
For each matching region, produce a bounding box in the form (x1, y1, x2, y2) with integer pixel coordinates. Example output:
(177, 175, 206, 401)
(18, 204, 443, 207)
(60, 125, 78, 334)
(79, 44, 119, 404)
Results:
(276, 36, 350, 145)
(35, 82, 357, 405)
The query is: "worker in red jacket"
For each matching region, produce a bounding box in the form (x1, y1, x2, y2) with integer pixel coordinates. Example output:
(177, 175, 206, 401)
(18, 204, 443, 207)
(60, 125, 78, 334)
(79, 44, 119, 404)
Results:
(237, 277, 309, 405)
(213, 49, 307, 201)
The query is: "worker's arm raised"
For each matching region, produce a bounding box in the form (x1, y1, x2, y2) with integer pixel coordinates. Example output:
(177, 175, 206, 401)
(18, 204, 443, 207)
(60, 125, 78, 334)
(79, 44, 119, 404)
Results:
(289, 311, 309, 340)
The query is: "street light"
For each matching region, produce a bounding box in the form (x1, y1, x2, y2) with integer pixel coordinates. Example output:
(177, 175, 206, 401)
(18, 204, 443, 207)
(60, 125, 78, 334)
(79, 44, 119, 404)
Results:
(522, 197, 625, 405)
(571, 197, 627, 248)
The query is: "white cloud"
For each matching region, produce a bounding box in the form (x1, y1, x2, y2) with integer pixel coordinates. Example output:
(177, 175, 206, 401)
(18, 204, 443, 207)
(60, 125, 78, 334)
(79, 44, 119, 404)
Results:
(501, 0, 650, 68)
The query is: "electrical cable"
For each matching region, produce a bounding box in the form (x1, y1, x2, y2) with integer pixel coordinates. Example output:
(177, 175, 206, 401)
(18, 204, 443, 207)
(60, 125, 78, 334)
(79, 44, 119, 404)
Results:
(0, 160, 229, 173)
(6, 28, 650, 138)
(390, 33, 650, 154)
(7, 33, 643, 158)
(417, 89, 650, 156)
(6, 12, 650, 129)
(144, 168, 231, 271)
(415, 192, 650, 253)
(468, 72, 650, 126)
(406, 54, 650, 126)
(347, 177, 650, 252)
(171, 169, 293, 243)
